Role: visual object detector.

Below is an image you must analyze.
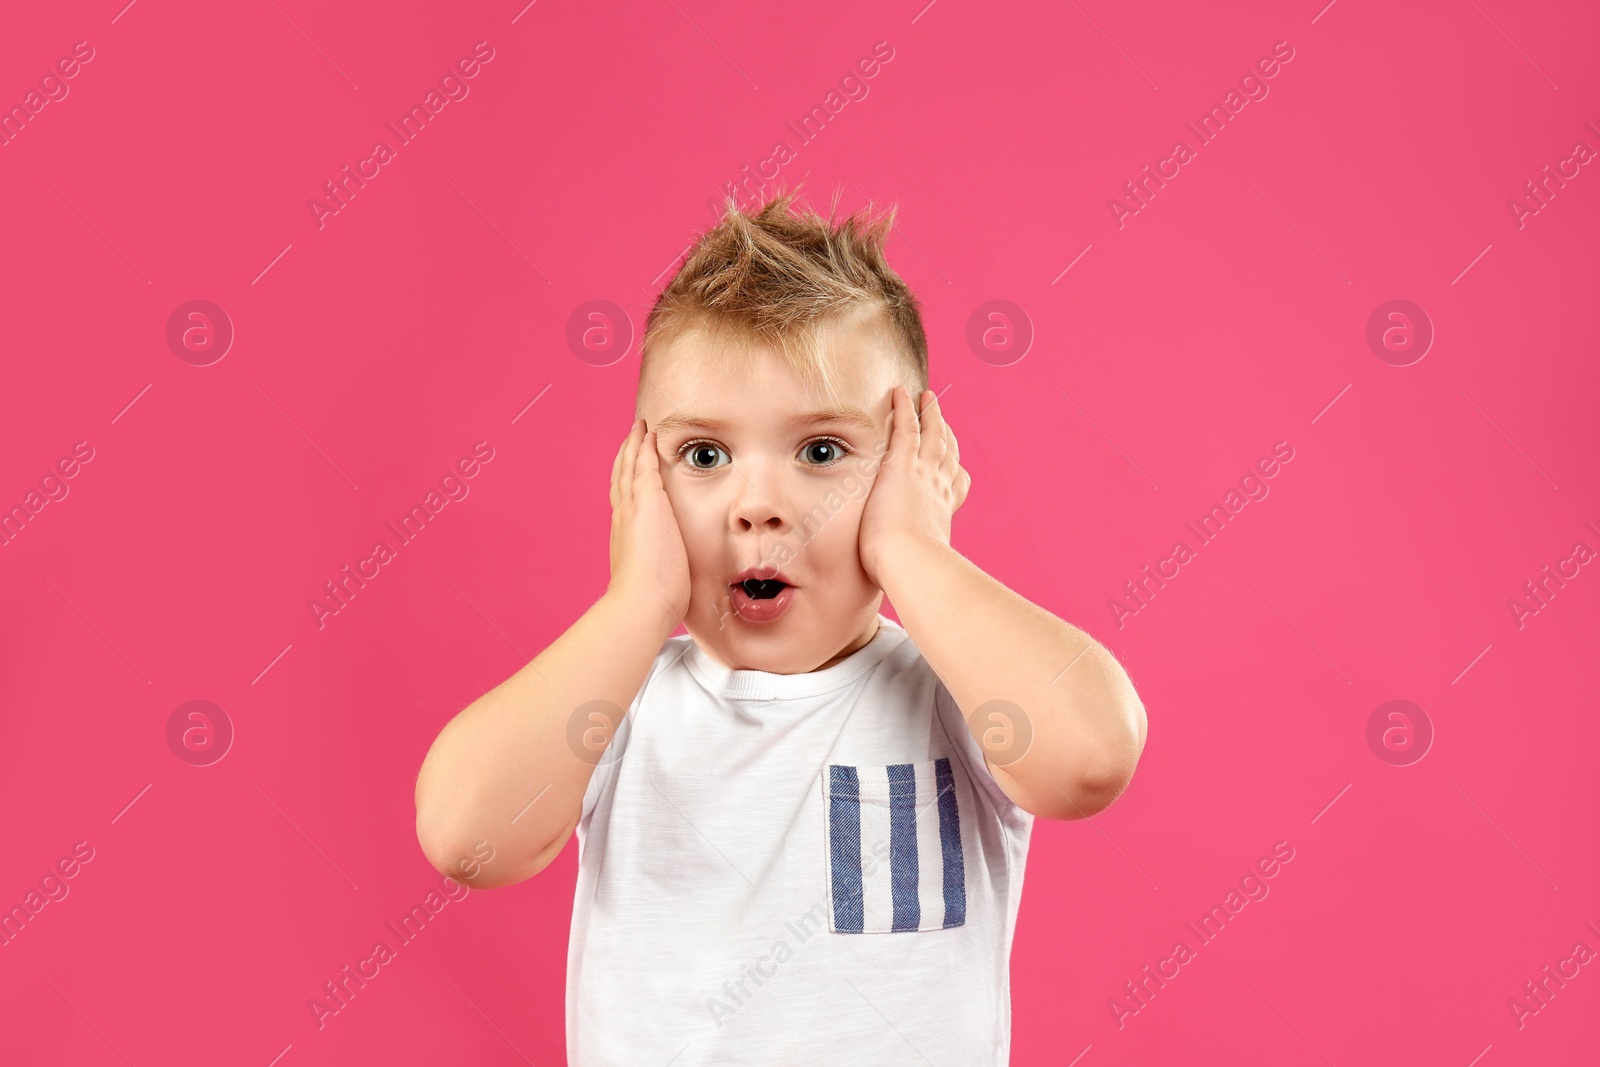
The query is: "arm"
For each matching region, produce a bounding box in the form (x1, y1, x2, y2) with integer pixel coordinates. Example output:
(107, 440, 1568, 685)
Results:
(860, 386, 1147, 822)
(413, 590, 676, 888)
(880, 538, 1146, 820)
(414, 419, 690, 887)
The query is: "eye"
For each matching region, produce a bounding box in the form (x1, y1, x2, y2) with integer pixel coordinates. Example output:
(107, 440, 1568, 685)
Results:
(800, 437, 851, 467)
(678, 441, 730, 471)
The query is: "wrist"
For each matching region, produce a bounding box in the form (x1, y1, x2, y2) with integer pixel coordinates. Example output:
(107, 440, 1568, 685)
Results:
(867, 534, 955, 593)
(600, 583, 684, 644)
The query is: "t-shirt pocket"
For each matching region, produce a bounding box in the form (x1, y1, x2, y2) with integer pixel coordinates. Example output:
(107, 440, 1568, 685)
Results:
(822, 757, 967, 933)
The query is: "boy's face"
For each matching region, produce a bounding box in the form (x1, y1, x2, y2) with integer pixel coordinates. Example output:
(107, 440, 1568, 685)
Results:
(639, 313, 910, 674)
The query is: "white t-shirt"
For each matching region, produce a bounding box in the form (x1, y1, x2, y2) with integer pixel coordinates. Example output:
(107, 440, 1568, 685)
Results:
(565, 614, 1035, 1065)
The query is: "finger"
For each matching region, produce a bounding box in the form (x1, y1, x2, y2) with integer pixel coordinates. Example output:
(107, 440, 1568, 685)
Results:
(637, 429, 665, 493)
(891, 385, 918, 463)
(918, 389, 947, 464)
(610, 426, 631, 510)
(938, 426, 959, 474)
(924, 392, 959, 472)
(620, 418, 643, 503)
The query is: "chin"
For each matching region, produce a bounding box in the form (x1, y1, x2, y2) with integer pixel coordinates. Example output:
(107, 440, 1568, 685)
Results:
(693, 610, 868, 675)
(699, 627, 805, 672)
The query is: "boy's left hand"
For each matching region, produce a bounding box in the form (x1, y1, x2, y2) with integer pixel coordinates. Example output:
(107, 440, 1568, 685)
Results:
(858, 385, 971, 587)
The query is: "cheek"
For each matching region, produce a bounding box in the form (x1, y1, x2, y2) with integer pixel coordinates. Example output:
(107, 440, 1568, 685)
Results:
(662, 483, 717, 567)
(809, 499, 866, 567)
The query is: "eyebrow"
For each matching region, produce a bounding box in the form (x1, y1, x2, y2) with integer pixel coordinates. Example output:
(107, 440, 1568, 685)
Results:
(651, 406, 877, 436)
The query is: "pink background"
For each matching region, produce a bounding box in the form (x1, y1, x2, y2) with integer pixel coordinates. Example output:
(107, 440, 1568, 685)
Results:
(2, 0, 1597, 1063)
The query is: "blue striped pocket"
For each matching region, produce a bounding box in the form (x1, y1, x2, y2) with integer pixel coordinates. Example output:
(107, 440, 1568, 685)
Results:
(824, 757, 966, 933)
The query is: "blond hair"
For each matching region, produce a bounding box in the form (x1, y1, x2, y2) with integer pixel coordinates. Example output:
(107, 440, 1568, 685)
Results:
(638, 187, 928, 408)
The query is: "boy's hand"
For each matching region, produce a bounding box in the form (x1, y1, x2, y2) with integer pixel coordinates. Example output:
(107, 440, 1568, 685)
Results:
(607, 418, 691, 635)
(858, 386, 971, 588)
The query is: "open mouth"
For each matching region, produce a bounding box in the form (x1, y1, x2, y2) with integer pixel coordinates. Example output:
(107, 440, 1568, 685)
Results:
(735, 578, 789, 600)
(727, 567, 797, 621)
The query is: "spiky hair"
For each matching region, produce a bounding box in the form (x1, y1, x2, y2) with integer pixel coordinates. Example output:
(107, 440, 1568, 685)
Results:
(638, 187, 928, 408)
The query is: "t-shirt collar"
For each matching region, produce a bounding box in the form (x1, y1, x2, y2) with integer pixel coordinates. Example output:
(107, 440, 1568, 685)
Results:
(683, 614, 907, 700)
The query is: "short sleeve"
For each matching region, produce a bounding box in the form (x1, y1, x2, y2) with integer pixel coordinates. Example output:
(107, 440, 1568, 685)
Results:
(931, 678, 1032, 835)
(579, 635, 688, 824)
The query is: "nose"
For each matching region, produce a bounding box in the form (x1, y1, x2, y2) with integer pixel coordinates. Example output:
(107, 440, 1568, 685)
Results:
(729, 462, 789, 534)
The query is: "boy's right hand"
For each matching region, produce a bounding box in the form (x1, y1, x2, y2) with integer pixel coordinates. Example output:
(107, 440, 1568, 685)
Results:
(607, 418, 691, 635)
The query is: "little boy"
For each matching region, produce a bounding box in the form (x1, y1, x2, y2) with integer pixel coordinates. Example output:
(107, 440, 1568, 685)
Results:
(414, 190, 1147, 1065)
